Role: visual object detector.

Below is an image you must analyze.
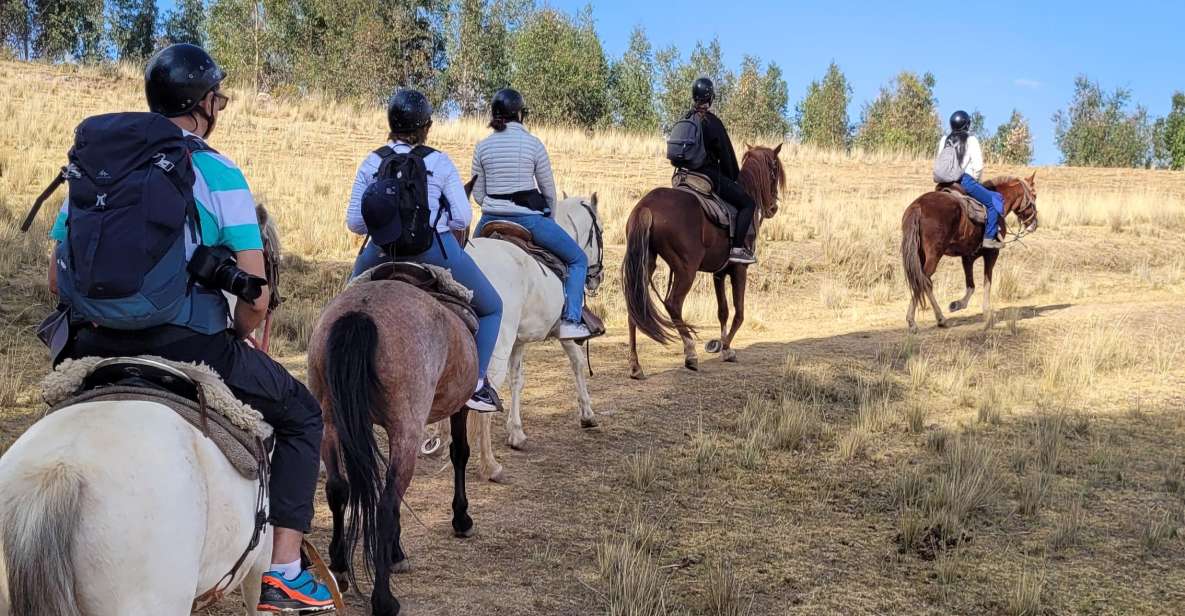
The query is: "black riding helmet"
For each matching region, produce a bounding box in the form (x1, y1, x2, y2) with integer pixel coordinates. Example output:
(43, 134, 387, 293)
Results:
(692, 77, 715, 105)
(388, 89, 433, 133)
(949, 110, 971, 133)
(145, 44, 225, 117)
(491, 88, 528, 120)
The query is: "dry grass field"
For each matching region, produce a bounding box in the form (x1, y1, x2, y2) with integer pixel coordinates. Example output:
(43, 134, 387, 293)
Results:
(2, 60, 1185, 615)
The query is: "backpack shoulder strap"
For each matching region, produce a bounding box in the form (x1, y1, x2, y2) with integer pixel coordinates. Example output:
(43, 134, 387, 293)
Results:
(410, 145, 436, 159)
(374, 145, 396, 159)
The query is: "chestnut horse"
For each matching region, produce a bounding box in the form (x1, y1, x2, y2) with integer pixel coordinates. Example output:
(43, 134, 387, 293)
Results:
(308, 281, 478, 616)
(901, 174, 1038, 332)
(623, 145, 785, 379)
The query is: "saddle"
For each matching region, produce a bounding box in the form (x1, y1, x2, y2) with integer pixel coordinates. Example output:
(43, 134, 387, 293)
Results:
(671, 169, 757, 246)
(479, 221, 568, 279)
(41, 356, 272, 480)
(478, 221, 606, 339)
(937, 183, 988, 224)
(350, 262, 479, 334)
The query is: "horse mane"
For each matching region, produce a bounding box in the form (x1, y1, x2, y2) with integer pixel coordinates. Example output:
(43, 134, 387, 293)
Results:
(739, 147, 785, 212)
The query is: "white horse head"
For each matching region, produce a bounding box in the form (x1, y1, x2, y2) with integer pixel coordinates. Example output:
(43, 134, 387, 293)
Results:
(555, 192, 605, 295)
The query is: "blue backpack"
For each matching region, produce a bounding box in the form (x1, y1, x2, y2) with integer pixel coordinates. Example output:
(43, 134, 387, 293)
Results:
(54, 113, 204, 330)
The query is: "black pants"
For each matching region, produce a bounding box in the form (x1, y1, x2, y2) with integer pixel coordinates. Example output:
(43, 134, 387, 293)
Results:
(704, 168, 756, 248)
(67, 325, 323, 532)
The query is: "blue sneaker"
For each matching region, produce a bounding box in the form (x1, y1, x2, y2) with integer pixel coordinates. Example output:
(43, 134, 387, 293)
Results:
(258, 569, 335, 613)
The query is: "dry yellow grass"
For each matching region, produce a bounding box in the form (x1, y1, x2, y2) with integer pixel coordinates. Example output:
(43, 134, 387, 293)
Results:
(2, 60, 1185, 615)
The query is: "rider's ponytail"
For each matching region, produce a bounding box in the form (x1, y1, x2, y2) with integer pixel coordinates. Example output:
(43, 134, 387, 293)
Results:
(489, 116, 508, 132)
(946, 130, 969, 165)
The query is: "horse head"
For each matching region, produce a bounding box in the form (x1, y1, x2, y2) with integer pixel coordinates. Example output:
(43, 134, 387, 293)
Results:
(741, 143, 785, 219)
(989, 173, 1039, 234)
(556, 192, 605, 295)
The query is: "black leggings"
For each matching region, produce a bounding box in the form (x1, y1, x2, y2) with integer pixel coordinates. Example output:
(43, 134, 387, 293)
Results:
(66, 326, 324, 532)
(705, 169, 756, 248)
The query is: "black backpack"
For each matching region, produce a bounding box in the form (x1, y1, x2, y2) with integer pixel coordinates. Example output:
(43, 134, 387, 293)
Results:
(361, 145, 446, 258)
(666, 110, 708, 169)
(30, 113, 204, 330)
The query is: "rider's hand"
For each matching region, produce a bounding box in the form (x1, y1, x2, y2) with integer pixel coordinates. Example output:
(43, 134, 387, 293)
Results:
(231, 249, 270, 339)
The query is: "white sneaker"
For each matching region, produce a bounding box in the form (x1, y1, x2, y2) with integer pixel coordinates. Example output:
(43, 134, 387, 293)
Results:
(557, 320, 593, 340)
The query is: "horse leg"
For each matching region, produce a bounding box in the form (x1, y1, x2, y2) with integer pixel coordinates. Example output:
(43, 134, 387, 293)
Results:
(321, 426, 352, 590)
(950, 255, 976, 312)
(664, 267, 699, 371)
(721, 270, 747, 363)
(628, 317, 646, 380)
(505, 343, 529, 449)
(982, 250, 999, 330)
(922, 249, 948, 328)
(561, 339, 597, 428)
(706, 274, 728, 355)
(241, 537, 271, 616)
(475, 411, 505, 483)
(450, 409, 475, 538)
(371, 464, 403, 616)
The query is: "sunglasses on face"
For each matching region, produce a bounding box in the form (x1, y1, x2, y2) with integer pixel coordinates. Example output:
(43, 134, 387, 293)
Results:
(212, 90, 229, 111)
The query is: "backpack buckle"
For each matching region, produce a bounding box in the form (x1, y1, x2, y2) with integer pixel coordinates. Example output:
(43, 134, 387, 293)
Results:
(63, 163, 82, 179)
(153, 153, 176, 173)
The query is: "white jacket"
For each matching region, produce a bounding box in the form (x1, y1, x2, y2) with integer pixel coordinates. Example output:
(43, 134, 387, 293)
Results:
(936, 133, 984, 181)
(470, 123, 558, 217)
(346, 141, 472, 235)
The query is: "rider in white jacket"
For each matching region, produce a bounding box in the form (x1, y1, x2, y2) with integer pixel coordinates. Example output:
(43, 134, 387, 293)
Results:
(937, 110, 1005, 249)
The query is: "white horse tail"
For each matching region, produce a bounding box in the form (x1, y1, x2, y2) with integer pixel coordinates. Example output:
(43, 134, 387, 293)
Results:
(2, 462, 84, 616)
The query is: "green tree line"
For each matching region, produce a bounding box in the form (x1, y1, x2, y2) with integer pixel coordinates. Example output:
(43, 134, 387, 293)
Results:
(2, 1, 1182, 168)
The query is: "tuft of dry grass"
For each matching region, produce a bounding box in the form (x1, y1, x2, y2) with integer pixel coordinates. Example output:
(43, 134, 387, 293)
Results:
(1016, 470, 1051, 516)
(903, 400, 927, 434)
(597, 537, 669, 616)
(625, 450, 658, 491)
(703, 558, 751, 616)
(1140, 509, 1180, 553)
(976, 385, 1003, 425)
(691, 423, 724, 476)
(1005, 565, 1047, 616)
(837, 427, 870, 461)
(1050, 499, 1085, 552)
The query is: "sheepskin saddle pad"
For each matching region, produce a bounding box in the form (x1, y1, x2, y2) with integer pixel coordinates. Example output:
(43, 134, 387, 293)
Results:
(42, 356, 272, 480)
(349, 261, 479, 334)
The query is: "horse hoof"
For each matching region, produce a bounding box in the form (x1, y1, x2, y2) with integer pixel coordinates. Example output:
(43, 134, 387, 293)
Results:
(332, 570, 350, 592)
(484, 465, 507, 483)
(722, 349, 737, 363)
(630, 369, 647, 380)
(936, 320, 949, 329)
(684, 358, 699, 371)
(949, 301, 963, 312)
(705, 339, 722, 353)
(507, 432, 528, 450)
(581, 416, 599, 429)
(454, 525, 476, 539)
(392, 558, 412, 574)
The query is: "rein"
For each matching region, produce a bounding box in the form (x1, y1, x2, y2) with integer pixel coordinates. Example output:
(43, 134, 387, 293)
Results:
(569, 199, 605, 293)
(1003, 180, 1038, 246)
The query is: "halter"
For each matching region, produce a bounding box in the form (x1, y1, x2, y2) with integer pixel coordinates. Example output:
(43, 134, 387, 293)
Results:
(1005, 178, 1038, 244)
(569, 198, 605, 293)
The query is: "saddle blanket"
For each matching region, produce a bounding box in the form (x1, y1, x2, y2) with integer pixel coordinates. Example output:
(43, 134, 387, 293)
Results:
(350, 261, 480, 334)
(938, 185, 987, 224)
(41, 356, 272, 479)
(672, 169, 734, 235)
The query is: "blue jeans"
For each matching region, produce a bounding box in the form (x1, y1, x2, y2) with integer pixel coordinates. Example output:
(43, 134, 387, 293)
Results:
(960, 174, 1005, 240)
(476, 213, 587, 323)
(351, 233, 502, 381)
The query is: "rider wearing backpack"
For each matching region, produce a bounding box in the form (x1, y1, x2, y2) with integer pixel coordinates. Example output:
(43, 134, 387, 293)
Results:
(347, 88, 504, 412)
(46, 44, 334, 612)
(935, 110, 1005, 249)
(470, 88, 592, 341)
(674, 77, 758, 265)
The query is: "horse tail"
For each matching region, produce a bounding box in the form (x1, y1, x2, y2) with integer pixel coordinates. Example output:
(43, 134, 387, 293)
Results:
(901, 205, 931, 310)
(324, 311, 389, 581)
(622, 206, 675, 344)
(1, 462, 84, 616)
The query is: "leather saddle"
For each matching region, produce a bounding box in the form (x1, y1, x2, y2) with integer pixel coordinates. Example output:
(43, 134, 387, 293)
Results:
(671, 170, 758, 247)
(936, 183, 988, 225)
(477, 221, 606, 339)
(44, 357, 271, 480)
(353, 261, 480, 334)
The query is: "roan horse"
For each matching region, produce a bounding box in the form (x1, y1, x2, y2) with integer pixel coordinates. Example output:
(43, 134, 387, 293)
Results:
(623, 145, 785, 379)
(308, 277, 477, 616)
(901, 174, 1039, 332)
(425, 194, 606, 482)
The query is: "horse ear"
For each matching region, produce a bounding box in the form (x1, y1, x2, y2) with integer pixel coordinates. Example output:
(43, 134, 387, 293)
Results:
(562, 190, 568, 200)
(1026, 172, 1036, 187)
(744, 142, 753, 151)
(773, 143, 783, 156)
(590, 192, 598, 207)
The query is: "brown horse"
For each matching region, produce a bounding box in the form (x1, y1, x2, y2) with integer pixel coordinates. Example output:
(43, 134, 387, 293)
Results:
(623, 145, 785, 379)
(307, 280, 478, 616)
(901, 174, 1039, 332)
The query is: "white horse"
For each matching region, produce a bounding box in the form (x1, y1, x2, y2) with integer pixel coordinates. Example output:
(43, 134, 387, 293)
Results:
(437, 194, 605, 481)
(0, 383, 271, 615)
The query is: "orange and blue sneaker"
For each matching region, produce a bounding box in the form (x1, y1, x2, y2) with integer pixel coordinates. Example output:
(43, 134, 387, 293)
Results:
(258, 569, 335, 613)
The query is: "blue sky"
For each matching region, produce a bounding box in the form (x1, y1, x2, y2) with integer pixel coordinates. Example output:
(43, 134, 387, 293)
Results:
(549, 0, 1183, 165)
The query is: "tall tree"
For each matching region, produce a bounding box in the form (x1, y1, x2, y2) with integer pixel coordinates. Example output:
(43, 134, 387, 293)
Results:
(163, 0, 206, 46)
(853, 71, 941, 156)
(445, 0, 531, 116)
(656, 37, 732, 131)
(607, 25, 657, 131)
(1152, 92, 1185, 170)
(795, 62, 851, 150)
(969, 110, 990, 142)
(1053, 75, 1152, 168)
(1, 0, 34, 59)
(511, 6, 608, 128)
(721, 55, 788, 138)
(108, 0, 157, 61)
(34, 0, 104, 61)
(984, 110, 1033, 165)
(207, 0, 270, 91)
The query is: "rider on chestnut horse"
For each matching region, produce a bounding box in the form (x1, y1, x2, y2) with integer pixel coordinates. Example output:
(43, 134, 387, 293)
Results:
(678, 77, 759, 265)
(935, 110, 1006, 249)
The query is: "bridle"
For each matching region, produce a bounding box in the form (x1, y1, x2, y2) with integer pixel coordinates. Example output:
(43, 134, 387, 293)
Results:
(568, 198, 604, 294)
(1006, 178, 1038, 244)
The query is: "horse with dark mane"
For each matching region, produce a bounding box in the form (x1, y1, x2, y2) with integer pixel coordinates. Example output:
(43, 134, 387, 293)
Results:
(901, 173, 1038, 332)
(622, 144, 785, 379)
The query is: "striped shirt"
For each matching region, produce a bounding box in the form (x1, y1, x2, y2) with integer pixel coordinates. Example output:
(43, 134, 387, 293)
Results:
(49, 133, 264, 257)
